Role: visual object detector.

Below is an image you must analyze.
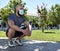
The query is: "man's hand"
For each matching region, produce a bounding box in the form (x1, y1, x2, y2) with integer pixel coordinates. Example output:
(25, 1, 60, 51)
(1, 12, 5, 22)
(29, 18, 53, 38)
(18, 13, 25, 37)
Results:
(22, 29, 30, 36)
(22, 21, 32, 36)
(22, 24, 32, 36)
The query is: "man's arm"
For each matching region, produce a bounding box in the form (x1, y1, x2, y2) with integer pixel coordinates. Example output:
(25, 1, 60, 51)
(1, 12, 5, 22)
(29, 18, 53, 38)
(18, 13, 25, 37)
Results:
(8, 20, 24, 32)
(24, 21, 29, 27)
(24, 21, 32, 36)
(24, 21, 32, 30)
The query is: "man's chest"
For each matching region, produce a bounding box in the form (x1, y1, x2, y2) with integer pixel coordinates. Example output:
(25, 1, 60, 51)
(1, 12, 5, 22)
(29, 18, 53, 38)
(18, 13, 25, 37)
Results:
(14, 17, 25, 25)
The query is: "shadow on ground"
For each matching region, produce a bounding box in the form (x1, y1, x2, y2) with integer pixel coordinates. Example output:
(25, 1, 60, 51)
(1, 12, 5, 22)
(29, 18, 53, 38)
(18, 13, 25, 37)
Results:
(0, 39, 60, 51)
(44, 32, 55, 34)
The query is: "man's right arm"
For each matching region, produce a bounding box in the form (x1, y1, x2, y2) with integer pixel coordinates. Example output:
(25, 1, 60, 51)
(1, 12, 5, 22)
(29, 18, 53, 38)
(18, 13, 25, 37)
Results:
(8, 20, 24, 32)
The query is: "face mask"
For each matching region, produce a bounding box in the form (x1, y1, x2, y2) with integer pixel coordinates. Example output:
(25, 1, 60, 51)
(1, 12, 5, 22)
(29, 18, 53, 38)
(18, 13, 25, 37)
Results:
(19, 10, 24, 15)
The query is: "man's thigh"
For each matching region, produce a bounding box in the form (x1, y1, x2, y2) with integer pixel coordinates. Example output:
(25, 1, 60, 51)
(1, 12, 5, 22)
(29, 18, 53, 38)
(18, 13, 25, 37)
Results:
(6, 28, 15, 37)
(13, 31, 23, 38)
(6, 28, 24, 38)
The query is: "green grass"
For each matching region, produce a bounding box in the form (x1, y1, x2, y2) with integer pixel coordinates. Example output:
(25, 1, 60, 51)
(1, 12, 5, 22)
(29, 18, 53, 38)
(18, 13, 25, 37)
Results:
(25, 29, 60, 41)
(0, 31, 6, 37)
(0, 30, 60, 41)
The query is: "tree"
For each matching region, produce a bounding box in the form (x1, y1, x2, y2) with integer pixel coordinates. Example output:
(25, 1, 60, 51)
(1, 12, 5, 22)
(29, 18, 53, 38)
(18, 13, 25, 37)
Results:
(0, 6, 13, 27)
(48, 4, 60, 26)
(37, 3, 47, 32)
(9, 0, 27, 13)
(0, 0, 27, 27)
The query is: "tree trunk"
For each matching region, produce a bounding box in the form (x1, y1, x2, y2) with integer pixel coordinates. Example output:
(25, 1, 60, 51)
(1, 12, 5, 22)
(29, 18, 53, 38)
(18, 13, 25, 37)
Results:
(41, 26, 44, 32)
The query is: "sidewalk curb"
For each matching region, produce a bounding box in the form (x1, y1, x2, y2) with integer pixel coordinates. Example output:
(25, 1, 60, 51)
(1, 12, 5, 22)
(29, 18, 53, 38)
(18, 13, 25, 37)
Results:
(0, 37, 8, 39)
(0, 37, 57, 43)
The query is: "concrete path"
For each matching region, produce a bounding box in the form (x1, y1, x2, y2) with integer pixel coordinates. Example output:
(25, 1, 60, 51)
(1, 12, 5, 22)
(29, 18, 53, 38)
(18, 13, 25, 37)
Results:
(0, 38, 60, 51)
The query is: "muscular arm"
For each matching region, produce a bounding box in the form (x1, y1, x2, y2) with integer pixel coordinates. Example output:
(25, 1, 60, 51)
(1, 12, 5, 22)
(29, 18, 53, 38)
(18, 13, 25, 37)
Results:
(24, 21, 32, 36)
(24, 21, 32, 31)
(8, 20, 24, 32)
(24, 21, 29, 28)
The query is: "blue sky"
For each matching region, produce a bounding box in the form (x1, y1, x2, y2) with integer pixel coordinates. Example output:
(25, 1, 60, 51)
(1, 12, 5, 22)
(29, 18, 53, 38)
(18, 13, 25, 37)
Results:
(0, 0, 9, 8)
(0, 0, 60, 15)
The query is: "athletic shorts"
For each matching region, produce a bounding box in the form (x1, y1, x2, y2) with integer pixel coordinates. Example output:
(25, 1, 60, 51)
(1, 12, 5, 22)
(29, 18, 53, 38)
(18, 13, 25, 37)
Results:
(6, 27, 26, 38)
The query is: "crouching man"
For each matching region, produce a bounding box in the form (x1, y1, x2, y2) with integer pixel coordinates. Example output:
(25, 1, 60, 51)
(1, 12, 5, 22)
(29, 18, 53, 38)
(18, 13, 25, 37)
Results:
(6, 4, 32, 47)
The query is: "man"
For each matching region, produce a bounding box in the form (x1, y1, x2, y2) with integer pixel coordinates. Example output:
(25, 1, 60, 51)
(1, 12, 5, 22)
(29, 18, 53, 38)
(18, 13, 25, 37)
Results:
(6, 4, 32, 47)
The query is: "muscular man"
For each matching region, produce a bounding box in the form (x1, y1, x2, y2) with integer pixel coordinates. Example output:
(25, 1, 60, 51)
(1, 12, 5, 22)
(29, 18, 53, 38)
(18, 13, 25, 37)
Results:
(6, 4, 32, 47)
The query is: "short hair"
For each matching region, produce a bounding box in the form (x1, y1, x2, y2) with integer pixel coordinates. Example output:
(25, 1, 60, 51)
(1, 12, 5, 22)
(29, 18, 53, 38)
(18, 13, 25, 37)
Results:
(16, 4, 24, 7)
(15, 4, 24, 12)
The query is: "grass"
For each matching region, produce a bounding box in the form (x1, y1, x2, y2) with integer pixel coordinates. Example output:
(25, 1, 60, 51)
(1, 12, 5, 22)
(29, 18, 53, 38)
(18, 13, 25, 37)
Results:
(25, 29, 60, 42)
(0, 31, 6, 37)
(0, 29, 60, 41)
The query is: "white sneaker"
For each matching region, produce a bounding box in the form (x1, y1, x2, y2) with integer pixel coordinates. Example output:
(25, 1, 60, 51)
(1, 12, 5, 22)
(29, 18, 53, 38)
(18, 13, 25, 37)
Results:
(8, 40, 15, 47)
(14, 39, 23, 46)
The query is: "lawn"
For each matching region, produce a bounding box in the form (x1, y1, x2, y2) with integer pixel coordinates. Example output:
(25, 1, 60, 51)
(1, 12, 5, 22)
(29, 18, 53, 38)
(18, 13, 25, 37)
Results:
(0, 31, 6, 37)
(25, 29, 60, 42)
(0, 29, 60, 41)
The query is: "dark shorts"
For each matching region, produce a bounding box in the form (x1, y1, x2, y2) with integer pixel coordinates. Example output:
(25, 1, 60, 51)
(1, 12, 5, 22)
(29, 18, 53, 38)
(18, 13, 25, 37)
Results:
(6, 27, 26, 38)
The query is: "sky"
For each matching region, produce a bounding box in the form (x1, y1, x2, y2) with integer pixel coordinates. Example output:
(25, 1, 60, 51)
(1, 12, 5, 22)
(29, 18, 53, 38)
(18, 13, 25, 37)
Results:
(0, 0, 60, 16)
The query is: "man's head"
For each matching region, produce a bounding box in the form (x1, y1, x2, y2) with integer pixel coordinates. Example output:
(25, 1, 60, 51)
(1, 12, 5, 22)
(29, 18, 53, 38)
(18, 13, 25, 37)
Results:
(16, 5, 24, 16)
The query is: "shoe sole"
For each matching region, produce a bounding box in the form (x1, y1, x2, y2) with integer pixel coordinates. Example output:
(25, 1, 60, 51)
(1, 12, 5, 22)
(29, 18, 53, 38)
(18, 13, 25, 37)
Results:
(8, 44, 23, 48)
(8, 45, 16, 47)
(8, 46, 15, 47)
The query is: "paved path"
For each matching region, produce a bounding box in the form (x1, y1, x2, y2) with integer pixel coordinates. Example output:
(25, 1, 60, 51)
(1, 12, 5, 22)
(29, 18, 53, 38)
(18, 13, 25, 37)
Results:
(0, 38, 60, 51)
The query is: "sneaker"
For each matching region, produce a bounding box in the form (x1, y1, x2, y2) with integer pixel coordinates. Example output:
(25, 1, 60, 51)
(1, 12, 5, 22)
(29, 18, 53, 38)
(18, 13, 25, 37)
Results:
(8, 40, 15, 47)
(14, 39, 23, 46)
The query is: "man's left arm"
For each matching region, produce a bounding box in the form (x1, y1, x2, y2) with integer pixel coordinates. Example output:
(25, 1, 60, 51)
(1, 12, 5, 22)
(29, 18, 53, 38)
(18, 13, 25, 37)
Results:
(24, 21, 32, 36)
(24, 21, 29, 28)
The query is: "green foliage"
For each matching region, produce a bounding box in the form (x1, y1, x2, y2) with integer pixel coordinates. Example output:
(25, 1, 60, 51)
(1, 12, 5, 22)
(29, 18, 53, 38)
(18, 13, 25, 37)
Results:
(0, 7, 13, 23)
(37, 4, 60, 29)
(24, 15, 30, 21)
(0, 0, 27, 26)
(48, 4, 60, 25)
(30, 17, 38, 25)
(37, 4, 47, 32)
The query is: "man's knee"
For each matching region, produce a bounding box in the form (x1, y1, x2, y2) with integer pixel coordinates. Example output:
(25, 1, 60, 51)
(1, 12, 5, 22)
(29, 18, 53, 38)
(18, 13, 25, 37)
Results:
(7, 28, 15, 36)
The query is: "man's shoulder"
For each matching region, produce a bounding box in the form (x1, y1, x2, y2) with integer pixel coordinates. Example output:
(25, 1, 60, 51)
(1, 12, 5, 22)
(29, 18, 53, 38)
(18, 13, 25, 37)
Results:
(8, 14, 16, 20)
(8, 14, 16, 19)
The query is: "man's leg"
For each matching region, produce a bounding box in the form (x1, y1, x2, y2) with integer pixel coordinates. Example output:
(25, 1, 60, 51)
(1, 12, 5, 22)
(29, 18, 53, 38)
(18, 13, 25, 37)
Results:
(7, 28, 15, 47)
(16, 34, 25, 40)
(14, 34, 26, 46)
(7, 28, 15, 40)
